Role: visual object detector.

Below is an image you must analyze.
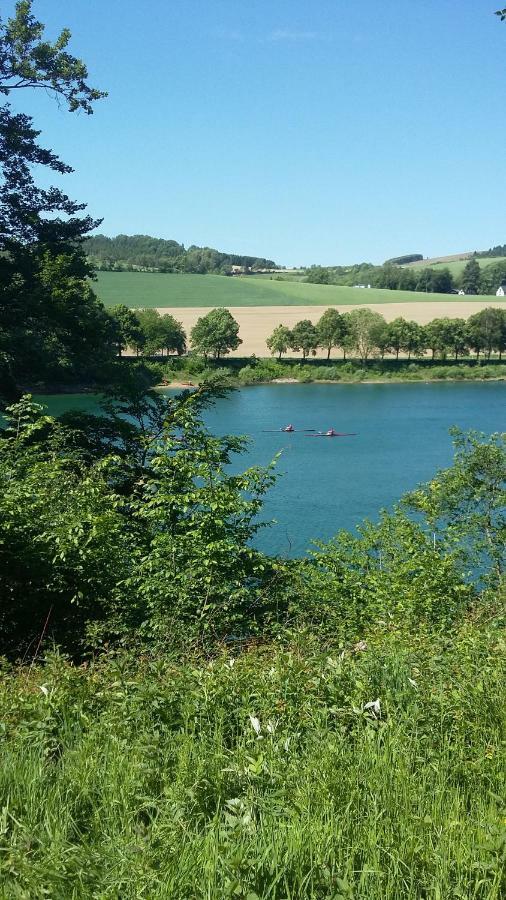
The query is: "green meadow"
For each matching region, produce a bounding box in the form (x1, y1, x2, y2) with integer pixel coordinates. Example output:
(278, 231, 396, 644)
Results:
(408, 256, 506, 277)
(94, 271, 489, 309)
(2, 622, 504, 899)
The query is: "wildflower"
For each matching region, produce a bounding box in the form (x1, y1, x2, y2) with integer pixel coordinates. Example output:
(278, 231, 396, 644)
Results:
(39, 685, 49, 697)
(363, 698, 381, 719)
(248, 714, 262, 736)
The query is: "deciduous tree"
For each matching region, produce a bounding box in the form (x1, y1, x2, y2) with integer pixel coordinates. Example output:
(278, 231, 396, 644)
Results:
(190, 308, 241, 359)
(467, 307, 505, 359)
(461, 258, 482, 295)
(290, 319, 319, 359)
(345, 308, 387, 362)
(0, 1, 112, 388)
(108, 305, 144, 356)
(266, 324, 292, 360)
(316, 308, 348, 359)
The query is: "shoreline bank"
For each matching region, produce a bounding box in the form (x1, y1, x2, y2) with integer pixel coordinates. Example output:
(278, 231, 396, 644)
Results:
(163, 373, 506, 389)
(18, 372, 506, 396)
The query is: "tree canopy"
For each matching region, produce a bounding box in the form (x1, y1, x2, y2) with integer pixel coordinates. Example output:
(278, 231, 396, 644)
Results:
(317, 309, 348, 359)
(266, 324, 292, 360)
(290, 320, 319, 359)
(85, 234, 277, 274)
(0, 0, 114, 393)
(345, 309, 388, 362)
(190, 308, 242, 359)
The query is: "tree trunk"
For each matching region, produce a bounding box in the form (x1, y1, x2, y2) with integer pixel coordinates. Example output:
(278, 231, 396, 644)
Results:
(396, 348, 399, 360)
(327, 346, 331, 360)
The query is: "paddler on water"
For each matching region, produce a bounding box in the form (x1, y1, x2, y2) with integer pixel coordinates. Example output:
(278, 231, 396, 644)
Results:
(281, 424, 295, 432)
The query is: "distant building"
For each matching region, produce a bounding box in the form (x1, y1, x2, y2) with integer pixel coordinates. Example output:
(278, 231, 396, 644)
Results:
(230, 265, 251, 276)
(353, 284, 372, 289)
(496, 284, 506, 297)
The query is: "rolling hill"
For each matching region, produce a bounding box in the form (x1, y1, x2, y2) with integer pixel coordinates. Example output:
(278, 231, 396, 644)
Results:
(406, 256, 506, 277)
(94, 271, 501, 309)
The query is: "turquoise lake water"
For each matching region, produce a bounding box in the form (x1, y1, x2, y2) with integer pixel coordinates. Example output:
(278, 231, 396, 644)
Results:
(36, 383, 505, 556)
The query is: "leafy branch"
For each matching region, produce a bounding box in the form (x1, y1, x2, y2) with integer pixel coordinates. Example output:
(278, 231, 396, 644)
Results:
(0, 0, 106, 113)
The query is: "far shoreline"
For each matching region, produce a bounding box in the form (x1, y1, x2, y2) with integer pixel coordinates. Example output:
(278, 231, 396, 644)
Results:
(162, 373, 506, 389)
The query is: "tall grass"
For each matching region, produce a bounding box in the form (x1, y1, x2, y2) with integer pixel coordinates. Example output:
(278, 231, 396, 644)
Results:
(1, 618, 504, 898)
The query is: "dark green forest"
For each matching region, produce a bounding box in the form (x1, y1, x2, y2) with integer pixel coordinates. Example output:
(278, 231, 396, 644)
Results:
(85, 233, 277, 274)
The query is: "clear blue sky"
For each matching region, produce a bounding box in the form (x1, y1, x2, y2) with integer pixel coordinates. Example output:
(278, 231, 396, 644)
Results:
(9, 0, 506, 265)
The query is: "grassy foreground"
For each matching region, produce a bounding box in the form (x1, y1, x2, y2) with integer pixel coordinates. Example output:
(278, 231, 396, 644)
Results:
(94, 271, 482, 309)
(1, 615, 504, 899)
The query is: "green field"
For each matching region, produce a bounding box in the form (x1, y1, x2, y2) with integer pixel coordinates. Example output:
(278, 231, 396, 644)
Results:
(95, 271, 495, 309)
(408, 256, 506, 277)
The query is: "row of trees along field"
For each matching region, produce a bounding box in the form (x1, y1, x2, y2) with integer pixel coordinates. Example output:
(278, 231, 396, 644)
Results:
(306, 257, 506, 296)
(110, 304, 506, 363)
(109, 306, 241, 358)
(267, 307, 506, 362)
(85, 234, 277, 274)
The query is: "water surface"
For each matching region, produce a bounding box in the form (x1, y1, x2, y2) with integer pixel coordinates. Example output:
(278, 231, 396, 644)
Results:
(36, 383, 505, 556)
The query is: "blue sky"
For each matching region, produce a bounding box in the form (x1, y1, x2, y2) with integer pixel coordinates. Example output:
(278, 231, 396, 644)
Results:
(8, 0, 506, 265)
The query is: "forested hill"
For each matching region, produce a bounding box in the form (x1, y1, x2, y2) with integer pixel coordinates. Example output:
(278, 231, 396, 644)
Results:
(85, 234, 277, 274)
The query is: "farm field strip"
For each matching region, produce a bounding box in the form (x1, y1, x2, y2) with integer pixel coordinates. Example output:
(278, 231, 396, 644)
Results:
(150, 301, 506, 358)
(95, 271, 505, 309)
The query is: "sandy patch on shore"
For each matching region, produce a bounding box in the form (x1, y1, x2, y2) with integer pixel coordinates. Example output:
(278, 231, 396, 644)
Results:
(155, 301, 505, 358)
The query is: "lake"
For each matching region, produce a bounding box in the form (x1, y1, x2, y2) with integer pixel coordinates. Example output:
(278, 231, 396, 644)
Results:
(35, 383, 505, 556)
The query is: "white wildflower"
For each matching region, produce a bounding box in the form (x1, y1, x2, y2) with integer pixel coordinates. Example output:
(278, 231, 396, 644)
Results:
(39, 685, 49, 697)
(363, 698, 381, 718)
(248, 714, 262, 736)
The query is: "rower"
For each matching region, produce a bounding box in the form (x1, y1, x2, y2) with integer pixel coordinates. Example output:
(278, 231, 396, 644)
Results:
(281, 424, 294, 432)
(325, 428, 337, 436)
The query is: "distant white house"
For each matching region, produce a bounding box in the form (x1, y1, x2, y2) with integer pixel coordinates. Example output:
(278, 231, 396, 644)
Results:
(496, 284, 506, 297)
(353, 284, 372, 289)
